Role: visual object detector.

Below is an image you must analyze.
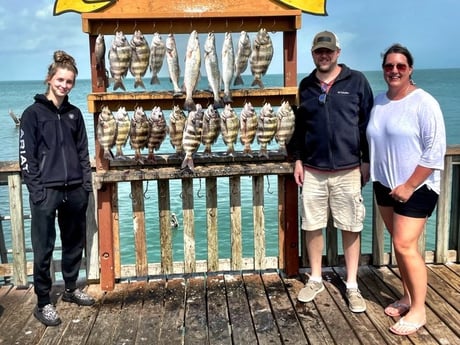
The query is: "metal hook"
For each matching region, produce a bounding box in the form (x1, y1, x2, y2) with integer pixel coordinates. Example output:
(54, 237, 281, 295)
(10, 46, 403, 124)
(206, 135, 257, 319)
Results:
(114, 20, 119, 33)
(96, 23, 103, 35)
(240, 18, 244, 28)
(152, 21, 156, 31)
(144, 181, 150, 199)
(169, 20, 173, 33)
(133, 20, 138, 32)
(196, 179, 203, 198)
(208, 19, 212, 30)
(258, 18, 263, 29)
(266, 175, 274, 194)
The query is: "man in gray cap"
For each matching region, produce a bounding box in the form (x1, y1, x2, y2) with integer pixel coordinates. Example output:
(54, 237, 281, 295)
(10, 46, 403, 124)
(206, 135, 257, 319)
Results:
(291, 31, 374, 312)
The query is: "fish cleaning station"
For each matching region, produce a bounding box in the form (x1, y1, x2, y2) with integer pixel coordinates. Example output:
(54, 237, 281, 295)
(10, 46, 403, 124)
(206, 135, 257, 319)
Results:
(0, 0, 459, 343)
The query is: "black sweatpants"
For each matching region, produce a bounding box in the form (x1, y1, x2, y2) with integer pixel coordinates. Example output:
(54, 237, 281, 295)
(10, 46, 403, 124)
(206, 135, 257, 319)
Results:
(29, 185, 89, 307)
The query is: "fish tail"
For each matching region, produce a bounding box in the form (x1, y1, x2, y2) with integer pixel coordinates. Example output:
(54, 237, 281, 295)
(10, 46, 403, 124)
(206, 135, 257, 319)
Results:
(150, 75, 160, 85)
(258, 147, 269, 158)
(251, 78, 264, 89)
(103, 149, 114, 161)
(181, 156, 195, 171)
(233, 75, 244, 86)
(113, 80, 126, 91)
(184, 98, 196, 111)
(223, 93, 233, 104)
(278, 145, 287, 156)
(134, 78, 146, 89)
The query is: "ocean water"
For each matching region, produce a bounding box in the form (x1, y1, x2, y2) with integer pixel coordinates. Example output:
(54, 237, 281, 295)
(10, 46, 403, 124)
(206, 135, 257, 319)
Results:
(1, 69, 459, 265)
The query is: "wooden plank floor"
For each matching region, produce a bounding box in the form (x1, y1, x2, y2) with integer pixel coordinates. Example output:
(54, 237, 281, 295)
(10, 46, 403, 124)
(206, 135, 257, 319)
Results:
(0, 263, 459, 344)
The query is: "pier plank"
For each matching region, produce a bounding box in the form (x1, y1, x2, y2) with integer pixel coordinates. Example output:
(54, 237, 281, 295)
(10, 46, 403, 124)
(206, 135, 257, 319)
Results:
(159, 278, 186, 344)
(207, 274, 232, 344)
(224, 274, 258, 345)
(184, 276, 208, 344)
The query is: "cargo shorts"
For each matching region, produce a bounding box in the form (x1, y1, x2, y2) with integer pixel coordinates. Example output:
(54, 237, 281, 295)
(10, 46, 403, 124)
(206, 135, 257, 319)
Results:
(300, 167, 365, 232)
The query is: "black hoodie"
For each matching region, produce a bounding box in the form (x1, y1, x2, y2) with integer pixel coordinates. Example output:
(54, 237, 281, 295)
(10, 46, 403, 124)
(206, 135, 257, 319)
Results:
(19, 93, 92, 204)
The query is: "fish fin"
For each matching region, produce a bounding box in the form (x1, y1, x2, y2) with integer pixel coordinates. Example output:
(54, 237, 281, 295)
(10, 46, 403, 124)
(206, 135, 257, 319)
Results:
(251, 78, 264, 89)
(258, 148, 269, 158)
(134, 79, 146, 89)
(113, 80, 126, 91)
(150, 75, 160, 85)
(233, 75, 244, 86)
(181, 157, 195, 171)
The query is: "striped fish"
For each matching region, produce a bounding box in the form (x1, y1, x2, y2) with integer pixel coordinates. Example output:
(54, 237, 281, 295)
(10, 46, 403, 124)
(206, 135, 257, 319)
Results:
(149, 32, 166, 85)
(256, 102, 278, 158)
(147, 106, 168, 161)
(168, 105, 187, 158)
(129, 30, 150, 89)
(220, 104, 239, 156)
(181, 104, 204, 171)
(239, 102, 258, 157)
(234, 31, 252, 86)
(96, 105, 116, 160)
(129, 106, 150, 163)
(221, 32, 234, 103)
(183, 30, 201, 111)
(201, 104, 221, 156)
(113, 106, 131, 159)
(250, 28, 273, 88)
(275, 101, 295, 156)
(108, 31, 131, 91)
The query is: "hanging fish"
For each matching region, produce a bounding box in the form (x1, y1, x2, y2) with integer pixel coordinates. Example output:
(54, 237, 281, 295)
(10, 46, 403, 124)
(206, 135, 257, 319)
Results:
(275, 101, 296, 156)
(129, 106, 150, 163)
(183, 30, 201, 111)
(147, 106, 168, 162)
(220, 104, 239, 156)
(95, 33, 106, 70)
(256, 102, 278, 158)
(204, 32, 224, 109)
(250, 28, 274, 88)
(113, 106, 131, 159)
(221, 32, 234, 103)
(239, 102, 258, 157)
(181, 104, 204, 172)
(149, 32, 166, 85)
(168, 105, 187, 158)
(108, 31, 131, 91)
(96, 105, 116, 161)
(165, 33, 182, 96)
(129, 30, 150, 89)
(234, 31, 252, 86)
(201, 104, 221, 156)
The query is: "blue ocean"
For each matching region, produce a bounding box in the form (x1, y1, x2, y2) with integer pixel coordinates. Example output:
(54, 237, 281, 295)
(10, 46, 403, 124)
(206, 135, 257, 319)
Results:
(1, 69, 459, 264)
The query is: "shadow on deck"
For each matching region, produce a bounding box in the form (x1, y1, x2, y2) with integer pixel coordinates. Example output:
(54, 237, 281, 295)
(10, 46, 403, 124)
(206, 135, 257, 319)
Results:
(0, 263, 459, 344)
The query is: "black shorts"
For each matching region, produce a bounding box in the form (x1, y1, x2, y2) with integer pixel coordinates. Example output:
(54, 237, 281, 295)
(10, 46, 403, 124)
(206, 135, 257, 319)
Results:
(373, 181, 438, 218)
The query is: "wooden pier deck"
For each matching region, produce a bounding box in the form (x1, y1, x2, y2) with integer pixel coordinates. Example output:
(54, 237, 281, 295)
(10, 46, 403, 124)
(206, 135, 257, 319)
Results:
(1, 263, 459, 345)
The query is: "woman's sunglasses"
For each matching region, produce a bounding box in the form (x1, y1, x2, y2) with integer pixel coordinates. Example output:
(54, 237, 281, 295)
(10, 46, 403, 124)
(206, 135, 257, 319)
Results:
(383, 63, 408, 73)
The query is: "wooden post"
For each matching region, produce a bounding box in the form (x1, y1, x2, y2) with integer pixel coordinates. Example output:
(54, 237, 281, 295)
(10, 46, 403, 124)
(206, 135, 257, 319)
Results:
(281, 175, 299, 276)
(98, 183, 115, 290)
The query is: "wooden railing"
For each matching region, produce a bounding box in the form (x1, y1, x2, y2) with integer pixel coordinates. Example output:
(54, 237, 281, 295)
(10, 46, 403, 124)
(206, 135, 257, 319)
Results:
(1, 146, 459, 288)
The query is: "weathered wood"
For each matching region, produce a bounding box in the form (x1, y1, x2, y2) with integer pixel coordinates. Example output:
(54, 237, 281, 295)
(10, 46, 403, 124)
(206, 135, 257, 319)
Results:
(437, 155, 453, 262)
(8, 173, 27, 287)
(184, 276, 208, 344)
(372, 193, 386, 266)
(98, 183, 115, 291)
(182, 179, 196, 273)
(206, 177, 218, 271)
(253, 175, 265, 270)
(207, 274, 232, 344)
(131, 181, 148, 277)
(280, 175, 299, 275)
(112, 184, 121, 279)
(159, 278, 186, 344)
(229, 176, 242, 270)
(86, 181, 99, 282)
(158, 180, 173, 274)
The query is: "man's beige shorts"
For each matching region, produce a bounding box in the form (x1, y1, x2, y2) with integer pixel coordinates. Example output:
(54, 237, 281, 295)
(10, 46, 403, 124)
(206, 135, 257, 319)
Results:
(301, 167, 365, 232)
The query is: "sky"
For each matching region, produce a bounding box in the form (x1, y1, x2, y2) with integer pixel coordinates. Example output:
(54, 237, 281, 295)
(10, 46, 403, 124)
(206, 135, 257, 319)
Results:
(1, 0, 460, 81)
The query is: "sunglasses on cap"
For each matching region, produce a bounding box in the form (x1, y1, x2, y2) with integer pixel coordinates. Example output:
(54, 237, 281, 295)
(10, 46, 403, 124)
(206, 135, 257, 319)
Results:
(383, 63, 408, 73)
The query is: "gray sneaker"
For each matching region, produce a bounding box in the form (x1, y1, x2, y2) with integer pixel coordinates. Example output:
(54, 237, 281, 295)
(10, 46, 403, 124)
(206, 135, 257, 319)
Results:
(298, 280, 325, 302)
(62, 288, 95, 306)
(346, 288, 366, 313)
(34, 304, 62, 326)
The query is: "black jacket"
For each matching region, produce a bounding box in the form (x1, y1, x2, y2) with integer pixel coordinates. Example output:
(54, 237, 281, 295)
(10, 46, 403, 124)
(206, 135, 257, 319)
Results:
(292, 64, 373, 170)
(19, 94, 92, 204)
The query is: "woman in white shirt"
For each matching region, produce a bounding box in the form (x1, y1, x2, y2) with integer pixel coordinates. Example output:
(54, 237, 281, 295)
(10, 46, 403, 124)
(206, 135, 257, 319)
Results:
(366, 44, 446, 336)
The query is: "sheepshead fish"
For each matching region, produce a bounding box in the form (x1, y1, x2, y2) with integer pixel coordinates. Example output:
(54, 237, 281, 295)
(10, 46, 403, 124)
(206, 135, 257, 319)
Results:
(234, 31, 252, 86)
(256, 102, 278, 158)
(95, 33, 106, 70)
(201, 104, 221, 156)
(221, 32, 234, 103)
(129, 30, 150, 89)
(113, 106, 131, 159)
(220, 104, 239, 156)
(168, 105, 187, 157)
(149, 32, 166, 85)
(109, 31, 131, 91)
(129, 106, 150, 162)
(204, 32, 223, 109)
(147, 106, 168, 161)
(239, 102, 258, 157)
(183, 30, 201, 111)
(181, 104, 204, 171)
(250, 28, 273, 88)
(275, 101, 296, 156)
(97, 106, 116, 160)
(165, 33, 182, 96)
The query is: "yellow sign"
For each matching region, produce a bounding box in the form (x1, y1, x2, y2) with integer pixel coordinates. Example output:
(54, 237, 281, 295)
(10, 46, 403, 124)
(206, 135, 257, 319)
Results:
(277, 0, 327, 15)
(53, 0, 116, 15)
